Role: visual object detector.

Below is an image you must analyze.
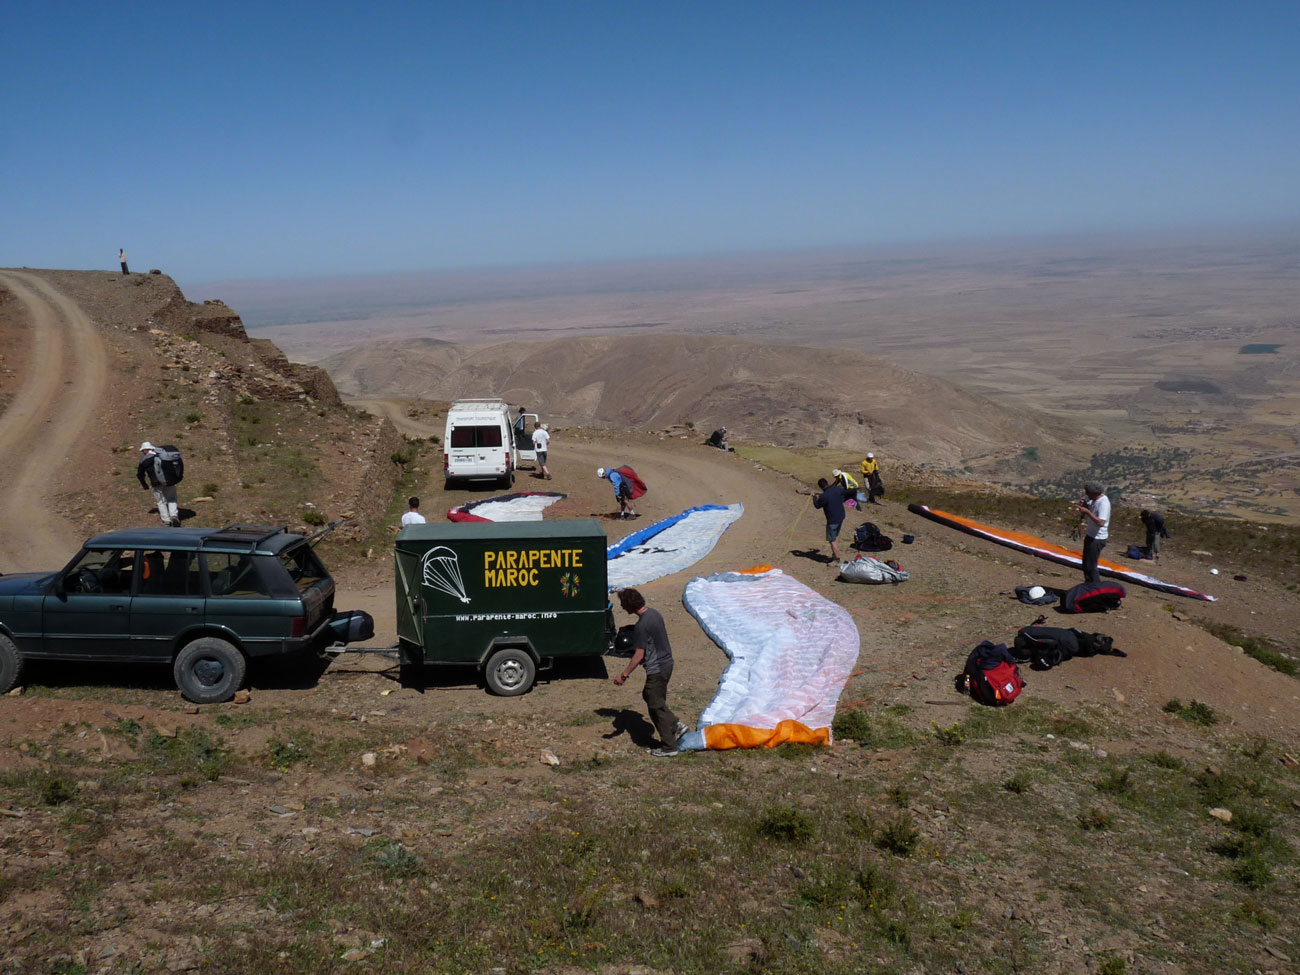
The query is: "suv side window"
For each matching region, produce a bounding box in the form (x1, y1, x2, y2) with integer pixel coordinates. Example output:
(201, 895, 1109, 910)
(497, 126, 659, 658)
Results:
(65, 548, 137, 594)
(203, 553, 272, 598)
(139, 550, 201, 596)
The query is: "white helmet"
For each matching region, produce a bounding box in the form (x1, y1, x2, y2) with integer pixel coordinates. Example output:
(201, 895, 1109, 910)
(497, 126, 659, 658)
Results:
(1028, 585, 1046, 600)
(596, 467, 606, 478)
(866, 452, 874, 459)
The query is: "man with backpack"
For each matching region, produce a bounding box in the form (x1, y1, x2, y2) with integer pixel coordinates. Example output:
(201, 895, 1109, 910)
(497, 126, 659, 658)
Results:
(597, 466, 642, 519)
(1139, 509, 1170, 562)
(137, 441, 184, 527)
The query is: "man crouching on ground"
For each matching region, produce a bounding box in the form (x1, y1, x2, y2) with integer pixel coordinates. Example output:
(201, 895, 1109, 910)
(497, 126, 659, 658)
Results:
(613, 588, 688, 757)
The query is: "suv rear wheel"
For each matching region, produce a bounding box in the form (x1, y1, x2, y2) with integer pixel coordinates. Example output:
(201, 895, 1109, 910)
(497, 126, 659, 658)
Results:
(484, 646, 535, 696)
(0, 634, 23, 695)
(174, 637, 247, 704)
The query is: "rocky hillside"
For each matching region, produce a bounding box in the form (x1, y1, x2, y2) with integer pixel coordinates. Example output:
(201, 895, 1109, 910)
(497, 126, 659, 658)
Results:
(321, 333, 1084, 474)
(0, 270, 406, 547)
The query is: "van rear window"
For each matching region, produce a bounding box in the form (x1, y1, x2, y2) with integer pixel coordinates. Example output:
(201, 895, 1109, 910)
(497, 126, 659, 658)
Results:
(450, 425, 503, 448)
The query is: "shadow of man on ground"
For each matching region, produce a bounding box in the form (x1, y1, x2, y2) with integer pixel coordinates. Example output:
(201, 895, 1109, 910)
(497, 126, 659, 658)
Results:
(596, 707, 657, 747)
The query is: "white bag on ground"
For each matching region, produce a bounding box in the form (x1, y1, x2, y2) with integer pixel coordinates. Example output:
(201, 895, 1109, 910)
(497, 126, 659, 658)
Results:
(838, 555, 908, 584)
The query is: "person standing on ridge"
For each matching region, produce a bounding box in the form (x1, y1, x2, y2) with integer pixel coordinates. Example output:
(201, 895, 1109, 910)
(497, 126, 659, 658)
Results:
(119, 249, 129, 275)
(137, 442, 179, 526)
(401, 497, 426, 527)
(860, 452, 884, 504)
(532, 423, 552, 479)
(1140, 508, 1169, 562)
(1075, 481, 1111, 583)
(612, 587, 688, 757)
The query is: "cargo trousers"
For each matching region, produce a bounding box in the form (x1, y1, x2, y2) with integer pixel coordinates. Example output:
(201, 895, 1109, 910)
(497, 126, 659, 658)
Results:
(642, 666, 680, 749)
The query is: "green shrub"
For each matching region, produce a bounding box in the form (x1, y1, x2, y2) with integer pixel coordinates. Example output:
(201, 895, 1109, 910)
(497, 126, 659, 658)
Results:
(756, 805, 814, 843)
(302, 510, 326, 526)
(1076, 807, 1110, 831)
(43, 775, 78, 806)
(875, 811, 920, 856)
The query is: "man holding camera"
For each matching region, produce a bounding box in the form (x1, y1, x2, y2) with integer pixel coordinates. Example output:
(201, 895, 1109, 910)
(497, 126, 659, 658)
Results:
(1075, 481, 1111, 583)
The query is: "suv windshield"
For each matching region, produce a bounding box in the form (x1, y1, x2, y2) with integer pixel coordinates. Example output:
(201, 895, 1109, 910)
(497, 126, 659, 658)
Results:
(279, 543, 329, 591)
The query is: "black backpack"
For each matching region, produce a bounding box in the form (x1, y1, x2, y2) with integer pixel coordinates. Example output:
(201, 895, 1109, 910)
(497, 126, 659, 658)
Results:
(1013, 626, 1125, 670)
(852, 522, 893, 552)
(153, 445, 184, 486)
(1062, 581, 1125, 613)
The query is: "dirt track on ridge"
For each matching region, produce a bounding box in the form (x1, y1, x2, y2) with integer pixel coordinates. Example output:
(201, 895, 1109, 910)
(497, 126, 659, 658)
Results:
(0, 271, 108, 569)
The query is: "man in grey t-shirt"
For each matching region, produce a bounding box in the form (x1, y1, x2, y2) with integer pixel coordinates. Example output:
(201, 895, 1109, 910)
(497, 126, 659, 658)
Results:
(613, 588, 688, 757)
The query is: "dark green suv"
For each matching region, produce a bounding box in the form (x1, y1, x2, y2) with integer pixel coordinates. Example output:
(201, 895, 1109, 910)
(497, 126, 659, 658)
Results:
(0, 524, 371, 704)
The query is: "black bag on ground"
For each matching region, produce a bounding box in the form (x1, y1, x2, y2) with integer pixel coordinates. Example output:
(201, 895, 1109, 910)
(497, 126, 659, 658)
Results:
(1013, 626, 1125, 670)
(153, 445, 184, 486)
(852, 522, 893, 552)
(1062, 581, 1126, 613)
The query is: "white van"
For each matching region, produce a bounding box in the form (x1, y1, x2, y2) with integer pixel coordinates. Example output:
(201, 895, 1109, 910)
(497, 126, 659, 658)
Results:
(443, 400, 538, 488)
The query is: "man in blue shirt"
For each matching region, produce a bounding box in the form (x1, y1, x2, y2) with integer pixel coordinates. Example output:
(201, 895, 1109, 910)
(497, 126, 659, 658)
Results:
(813, 477, 847, 563)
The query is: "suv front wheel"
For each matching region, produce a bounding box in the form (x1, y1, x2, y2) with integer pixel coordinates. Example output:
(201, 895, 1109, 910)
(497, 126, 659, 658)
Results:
(174, 637, 247, 704)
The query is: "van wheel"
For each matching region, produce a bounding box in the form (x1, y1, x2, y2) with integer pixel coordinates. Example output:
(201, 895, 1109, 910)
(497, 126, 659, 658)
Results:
(174, 637, 247, 704)
(0, 634, 23, 695)
(484, 647, 536, 696)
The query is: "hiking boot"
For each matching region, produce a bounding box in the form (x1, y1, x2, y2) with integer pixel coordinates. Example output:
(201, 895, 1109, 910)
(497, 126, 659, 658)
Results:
(650, 747, 680, 758)
(674, 720, 689, 741)
(170, 518, 182, 528)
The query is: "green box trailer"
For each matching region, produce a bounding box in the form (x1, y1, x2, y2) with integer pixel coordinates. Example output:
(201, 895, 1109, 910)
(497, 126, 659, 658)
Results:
(394, 519, 612, 695)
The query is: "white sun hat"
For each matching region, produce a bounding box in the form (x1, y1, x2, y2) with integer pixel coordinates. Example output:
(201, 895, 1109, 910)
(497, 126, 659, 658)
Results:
(596, 467, 606, 478)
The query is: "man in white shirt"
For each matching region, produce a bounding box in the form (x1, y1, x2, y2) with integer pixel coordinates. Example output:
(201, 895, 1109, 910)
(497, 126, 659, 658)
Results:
(1075, 481, 1111, 583)
(532, 423, 552, 480)
(401, 497, 426, 527)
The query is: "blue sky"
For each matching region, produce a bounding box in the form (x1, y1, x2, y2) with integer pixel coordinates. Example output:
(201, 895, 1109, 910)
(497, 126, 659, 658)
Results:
(3, 1, 1298, 290)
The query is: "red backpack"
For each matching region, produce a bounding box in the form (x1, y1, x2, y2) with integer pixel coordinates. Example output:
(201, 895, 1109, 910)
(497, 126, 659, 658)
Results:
(614, 466, 647, 500)
(960, 641, 1024, 706)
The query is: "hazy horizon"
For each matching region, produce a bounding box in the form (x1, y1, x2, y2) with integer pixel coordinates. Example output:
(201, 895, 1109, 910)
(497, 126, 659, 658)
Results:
(5, 3, 1298, 285)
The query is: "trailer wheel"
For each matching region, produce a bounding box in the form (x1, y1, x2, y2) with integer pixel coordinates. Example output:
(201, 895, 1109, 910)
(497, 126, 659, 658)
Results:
(484, 647, 535, 696)
(174, 637, 247, 704)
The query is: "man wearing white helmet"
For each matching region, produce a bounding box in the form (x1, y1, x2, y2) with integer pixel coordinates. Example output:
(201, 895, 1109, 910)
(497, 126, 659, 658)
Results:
(860, 451, 884, 504)
(137, 441, 181, 526)
(597, 466, 637, 519)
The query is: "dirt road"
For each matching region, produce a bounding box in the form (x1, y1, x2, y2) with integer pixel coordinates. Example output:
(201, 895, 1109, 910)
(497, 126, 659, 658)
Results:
(0, 271, 108, 569)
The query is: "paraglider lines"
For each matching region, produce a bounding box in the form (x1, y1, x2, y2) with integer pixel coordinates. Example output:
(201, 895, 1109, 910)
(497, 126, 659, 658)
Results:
(421, 545, 471, 603)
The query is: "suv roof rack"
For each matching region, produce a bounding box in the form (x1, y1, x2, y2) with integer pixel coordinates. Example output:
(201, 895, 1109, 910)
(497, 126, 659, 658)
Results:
(206, 524, 291, 551)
